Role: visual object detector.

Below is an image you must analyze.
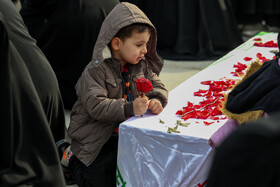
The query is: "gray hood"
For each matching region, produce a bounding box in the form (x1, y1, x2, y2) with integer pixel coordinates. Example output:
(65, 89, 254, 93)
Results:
(91, 2, 163, 75)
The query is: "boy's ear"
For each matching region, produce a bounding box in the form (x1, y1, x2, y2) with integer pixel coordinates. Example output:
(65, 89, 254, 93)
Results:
(111, 37, 121, 51)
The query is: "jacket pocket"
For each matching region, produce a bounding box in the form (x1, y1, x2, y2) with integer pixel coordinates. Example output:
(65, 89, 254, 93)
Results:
(105, 78, 122, 98)
(106, 78, 118, 87)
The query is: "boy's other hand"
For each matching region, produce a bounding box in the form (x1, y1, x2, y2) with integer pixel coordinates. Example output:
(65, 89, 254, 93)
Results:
(148, 99, 163, 115)
(133, 97, 148, 116)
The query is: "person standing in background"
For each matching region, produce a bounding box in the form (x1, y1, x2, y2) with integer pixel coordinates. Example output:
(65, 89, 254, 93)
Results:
(20, 0, 119, 110)
(0, 0, 66, 143)
(0, 0, 65, 185)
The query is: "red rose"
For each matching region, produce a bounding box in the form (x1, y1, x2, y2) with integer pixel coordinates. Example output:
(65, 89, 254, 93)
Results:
(135, 77, 153, 93)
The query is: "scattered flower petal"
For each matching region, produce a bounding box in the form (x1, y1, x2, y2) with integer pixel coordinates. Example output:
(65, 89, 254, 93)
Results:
(244, 57, 252, 61)
(204, 121, 215, 126)
(254, 38, 262, 41)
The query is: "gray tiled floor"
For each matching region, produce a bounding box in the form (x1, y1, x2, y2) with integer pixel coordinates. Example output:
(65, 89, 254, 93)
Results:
(159, 59, 214, 91)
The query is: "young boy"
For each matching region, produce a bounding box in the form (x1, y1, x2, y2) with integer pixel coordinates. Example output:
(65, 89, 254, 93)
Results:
(67, 2, 168, 186)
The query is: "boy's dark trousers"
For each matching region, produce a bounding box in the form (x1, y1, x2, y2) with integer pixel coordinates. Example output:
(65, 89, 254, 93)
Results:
(69, 134, 118, 187)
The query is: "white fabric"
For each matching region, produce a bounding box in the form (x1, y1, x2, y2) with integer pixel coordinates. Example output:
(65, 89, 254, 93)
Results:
(117, 32, 278, 187)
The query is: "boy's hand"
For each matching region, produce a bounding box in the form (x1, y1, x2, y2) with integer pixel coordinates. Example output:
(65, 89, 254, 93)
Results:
(133, 97, 148, 116)
(148, 99, 163, 114)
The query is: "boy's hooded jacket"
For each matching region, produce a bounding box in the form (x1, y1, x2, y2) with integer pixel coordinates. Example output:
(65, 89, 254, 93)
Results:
(68, 2, 168, 166)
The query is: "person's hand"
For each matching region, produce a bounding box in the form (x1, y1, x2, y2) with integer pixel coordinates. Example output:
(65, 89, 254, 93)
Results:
(133, 97, 148, 116)
(148, 99, 163, 114)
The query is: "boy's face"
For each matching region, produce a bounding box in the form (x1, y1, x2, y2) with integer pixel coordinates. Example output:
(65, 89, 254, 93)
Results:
(116, 30, 150, 66)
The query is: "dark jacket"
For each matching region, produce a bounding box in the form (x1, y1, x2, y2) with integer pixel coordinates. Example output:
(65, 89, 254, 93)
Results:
(222, 58, 280, 124)
(222, 32, 280, 125)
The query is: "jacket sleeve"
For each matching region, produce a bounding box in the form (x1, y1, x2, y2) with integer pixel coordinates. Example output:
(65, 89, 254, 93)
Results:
(143, 62, 168, 108)
(75, 65, 127, 123)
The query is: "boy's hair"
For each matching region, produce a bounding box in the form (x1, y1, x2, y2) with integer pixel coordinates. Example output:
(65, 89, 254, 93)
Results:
(114, 23, 152, 41)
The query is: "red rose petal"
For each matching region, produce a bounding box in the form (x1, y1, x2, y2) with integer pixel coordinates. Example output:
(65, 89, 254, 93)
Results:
(204, 121, 214, 126)
(243, 57, 252, 61)
(254, 42, 265, 47)
(253, 38, 262, 41)
(201, 80, 212, 85)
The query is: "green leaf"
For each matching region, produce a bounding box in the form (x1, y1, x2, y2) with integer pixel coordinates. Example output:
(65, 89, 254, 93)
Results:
(167, 121, 180, 133)
(176, 120, 190, 127)
(159, 119, 165, 124)
(167, 127, 180, 133)
(270, 49, 279, 55)
(179, 122, 190, 127)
